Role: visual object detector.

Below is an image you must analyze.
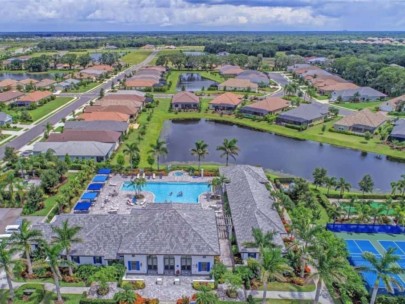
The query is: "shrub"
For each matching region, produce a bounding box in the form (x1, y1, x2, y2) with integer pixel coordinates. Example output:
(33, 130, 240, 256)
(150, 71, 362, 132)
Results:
(15, 284, 45, 304)
(192, 281, 216, 291)
(121, 280, 146, 290)
(290, 277, 305, 286)
(76, 265, 100, 282)
(79, 299, 117, 304)
(376, 295, 405, 304)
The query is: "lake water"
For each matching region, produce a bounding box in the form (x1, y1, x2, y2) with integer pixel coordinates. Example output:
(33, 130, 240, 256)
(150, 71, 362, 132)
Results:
(0, 72, 59, 81)
(160, 119, 405, 192)
(176, 73, 217, 92)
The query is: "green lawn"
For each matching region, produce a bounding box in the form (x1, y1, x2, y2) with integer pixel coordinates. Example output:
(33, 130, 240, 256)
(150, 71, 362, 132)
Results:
(31, 173, 77, 216)
(43, 293, 82, 304)
(335, 101, 383, 110)
(67, 82, 100, 93)
(166, 70, 225, 93)
(121, 49, 152, 65)
(258, 282, 316, 292)
(29, 97, 74, 121)
(14, 276, 86, 287)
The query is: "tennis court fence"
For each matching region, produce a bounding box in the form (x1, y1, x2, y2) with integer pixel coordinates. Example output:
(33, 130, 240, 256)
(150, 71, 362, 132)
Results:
(327, 223, 405, 234)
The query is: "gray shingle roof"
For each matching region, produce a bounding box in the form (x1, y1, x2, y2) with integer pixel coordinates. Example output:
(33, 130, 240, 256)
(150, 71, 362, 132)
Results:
(391, 119, 405, 139)
(278, 103, 329, 123)
(33, 204, 219, 259)
(33, 141, 114, 158)
(219, 165, 286, 252)
(64, 120, 129, 133)
(332, 86, 386, 98)
(0, 112, 12, 121)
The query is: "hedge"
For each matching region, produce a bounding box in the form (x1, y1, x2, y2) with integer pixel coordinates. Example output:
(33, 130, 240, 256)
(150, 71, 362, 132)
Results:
(80, 299, 117, 304)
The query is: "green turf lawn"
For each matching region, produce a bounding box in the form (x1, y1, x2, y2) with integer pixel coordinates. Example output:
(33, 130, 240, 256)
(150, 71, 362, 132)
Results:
(67, 82, 100, 93)
(340, 201, 396, 215)
(14, 276, 86, 287)
(121, 49, 152, 65)
(43, 292, 82, 304)
(29, 97, 74, 121)
(335, 101, 383, 111)
(166, 70, 225, 93)
(258, 282, 316, 292)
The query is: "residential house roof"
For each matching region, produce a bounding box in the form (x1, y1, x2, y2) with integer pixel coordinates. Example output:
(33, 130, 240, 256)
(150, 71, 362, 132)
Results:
(334, 109, 387, 128)
(64, 121, 129, 133)
(0, 112, 12, 122)
(219, 165, 286, 251)
(0, 91, 24, 103)
(89, 65, 114, 72)
(125, 79, 156, 88)
(18, 91, 53, 103)
(33, 204, 220, 258)
(47, 130, 121, 144)
(242, 97, 289, 113)
(18, 78, 38, 85)
(209, 92, 242, 106)
(78, 112, 130, 122)
(390, 119, 405, 139)
(278, 103, 329, 123)
(332, 87, 387, 99)
(103, 93, 145, 103)
(35, 79, 56, 88)
(84, 105, 139, 116)
(379, 94, 405, 112)
(319, 82, 359, 92)
(217, 65, 244, 75)
(33, 141, 114, 158)
(236, 70, 269, 84)
(0, 79, 18, 88)
(172, 91, 199, 104)
(114, 90, 145, 97)
(219, 79, 258, 90)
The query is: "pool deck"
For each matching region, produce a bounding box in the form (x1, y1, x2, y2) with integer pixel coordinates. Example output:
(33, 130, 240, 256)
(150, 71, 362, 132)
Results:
(82, 172, 218, 215)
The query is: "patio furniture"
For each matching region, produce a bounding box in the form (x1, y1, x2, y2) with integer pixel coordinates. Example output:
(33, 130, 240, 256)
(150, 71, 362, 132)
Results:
(174, 278, 180, 285)
(152, 173, 156, 179)
(108, 207, 118, 214)
(136, 173, 140, 179)
(109, 182, 118, 186)
(156, 278, 163, 285)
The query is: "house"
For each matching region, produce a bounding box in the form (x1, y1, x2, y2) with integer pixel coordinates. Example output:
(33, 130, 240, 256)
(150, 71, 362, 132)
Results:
(330, 87, 387, 102)
(306, 57, 327, 64)
(35, 79, 56, 90)
(18, 78, 38, 89)
(0, 112, 12, 126)
(316, 82, 359, 95)
(217, 51, 230, 56)
(172, 92, 200, 110)
(84, 105, 139, 118)
(64, 121, 129, 134)
(241, 97, 289, 116)
(125, 79, 156, 89)
(379, 94, 405, 112)
(333, 109, 387, 134)
(217, 65, 244, 76)
(95, 94, 145, 110)
(220, 165, 286, 260)
(236, 70, 269, 85)
(209, 92, 242, 111)
(389, 119, 405, 142)
(55, 79, 80, 91)
(47, 130, 121, 149)
(15, 91, 53, 106)
(286, 64, 314, 73)
(33, 141, 115, 162)
(218, 79, 258, 93)
(276, 103, 329, 127)
(0, 91, 24, 104)
(78, 112, 130, 122)
(32, 204, 220, 275)
(0, 79, 18, 91)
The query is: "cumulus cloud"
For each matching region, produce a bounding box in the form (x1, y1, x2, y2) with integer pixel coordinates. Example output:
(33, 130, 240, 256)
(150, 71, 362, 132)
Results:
(0, 0, 403, 31)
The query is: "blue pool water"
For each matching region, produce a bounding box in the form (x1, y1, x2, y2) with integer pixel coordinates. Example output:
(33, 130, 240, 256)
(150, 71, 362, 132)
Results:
(174, 171, 184, 177)
(121, 182, 210, 203)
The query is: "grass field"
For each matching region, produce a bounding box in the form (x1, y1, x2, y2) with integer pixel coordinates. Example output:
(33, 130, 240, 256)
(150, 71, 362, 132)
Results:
(29, 97, 74, 121)
(335, 101, 383, 110)
(121, 49, 152, 65)
(14, 277, 86, 287)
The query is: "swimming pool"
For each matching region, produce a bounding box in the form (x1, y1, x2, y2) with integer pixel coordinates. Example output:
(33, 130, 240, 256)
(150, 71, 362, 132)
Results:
(121, 182, 210, 203)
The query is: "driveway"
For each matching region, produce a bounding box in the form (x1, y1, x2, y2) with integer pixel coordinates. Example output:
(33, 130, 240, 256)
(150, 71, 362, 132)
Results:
(0, 208, 22, 233)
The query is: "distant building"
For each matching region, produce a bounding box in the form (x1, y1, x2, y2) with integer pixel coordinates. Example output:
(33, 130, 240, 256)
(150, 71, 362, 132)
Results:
(379, 94, 405, 112)
(330, 87, 387, 102)
(390, 119, 405, 142)
(35, 79, 56, 90)
(218, 79, 258, 93)
(216, 65, 244, 76)
(0, 112, 12, 126)
(0, 91, 24, 104)
(241, 97, 290, 116)
(64, 121, 129, 134)
(55, 79, 80, 91)
(236, 70, 270, 85)
(78, 112, 130, 122)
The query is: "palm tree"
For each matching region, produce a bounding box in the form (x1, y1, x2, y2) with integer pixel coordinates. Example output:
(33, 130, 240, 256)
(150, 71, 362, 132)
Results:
(149, 139, 168, 171)
(191, 140, 209, 170)
(216, 138, 239, 166)
(123, 143, 140, 170)
(335, 178, 351, 198)
(55, 195, 70, 215)
(114, 285, 137, 304)
(5, 172, 17, 206)
(390, 181, 398, 196)
(129, 177, 146, 196)
(324, 177, 336, 195)
(195, 286, 218, 304)
(308, 245, 347, 304)
(360, 248, 405, 304)
(258, 247, 292, 304)
(10, 219, 42, 276)
(51, 220, 82, 277)
(330, 203, 345, 224)
(0, 239, 18, 300)
(244, 228, 276, 250)
(355, 203, 372, 224)
(345, 198, 357, 220)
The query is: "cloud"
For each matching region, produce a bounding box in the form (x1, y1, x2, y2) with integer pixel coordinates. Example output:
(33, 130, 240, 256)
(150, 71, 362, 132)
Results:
(0, 0, 403, 31)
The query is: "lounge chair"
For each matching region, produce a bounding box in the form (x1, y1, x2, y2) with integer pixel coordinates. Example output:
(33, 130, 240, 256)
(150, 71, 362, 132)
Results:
(142, 173, 146, 179)
(152, 173, 156, 179)
(136, 173, 140, 179)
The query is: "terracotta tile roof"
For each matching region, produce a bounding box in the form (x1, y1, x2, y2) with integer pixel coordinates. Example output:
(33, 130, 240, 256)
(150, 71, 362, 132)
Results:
(18, 78, 39, 85)
(217, 65, 244, 75)
(243, 97, 289, 113)
(47, 130, 121, 143)
(0, 91, 24, 102)
(95, 95, 144, 109)
(335, 109, 387, 128)
(385, 94, 405, 107)
(210, 92, 242, 106)
(318, 82, 359, 92)
(19, 91, 53, 103)
(219, 79, 258, 89)
(88, 65, 114, 71)
(102, 94, 145, 103)
(78, 112, 130, 122)
(35, 78, 56, 88)
(125, 79, 156, 88)
(84, 105, 139, 116)
(172, 91, 200, 104)
(0, 79, 18, 88)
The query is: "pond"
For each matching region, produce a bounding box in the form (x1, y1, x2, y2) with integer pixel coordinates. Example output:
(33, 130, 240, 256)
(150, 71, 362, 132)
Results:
(176, 73, 217, 92)
(90, 53, 102, 61)
(0, 72, 60, 81)
(160, 119, 405, 192)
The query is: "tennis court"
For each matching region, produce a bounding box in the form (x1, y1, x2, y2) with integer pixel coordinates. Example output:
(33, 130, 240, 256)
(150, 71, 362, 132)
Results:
(340, 235, 405, 294)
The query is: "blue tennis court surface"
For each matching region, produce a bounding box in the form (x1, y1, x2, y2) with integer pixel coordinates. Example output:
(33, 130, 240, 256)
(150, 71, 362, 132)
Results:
(345, 239, 405, 294)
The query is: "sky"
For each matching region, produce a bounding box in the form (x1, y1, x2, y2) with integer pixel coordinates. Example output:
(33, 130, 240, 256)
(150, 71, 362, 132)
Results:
(0, 0, 404, 32)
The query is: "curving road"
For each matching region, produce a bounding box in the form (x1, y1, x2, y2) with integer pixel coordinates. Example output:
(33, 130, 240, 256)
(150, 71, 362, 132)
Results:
(0, 51, 158, 159)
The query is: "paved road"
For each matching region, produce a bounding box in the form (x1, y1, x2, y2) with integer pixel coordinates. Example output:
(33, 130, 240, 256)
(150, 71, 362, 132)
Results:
(0, 51, 158, 159)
